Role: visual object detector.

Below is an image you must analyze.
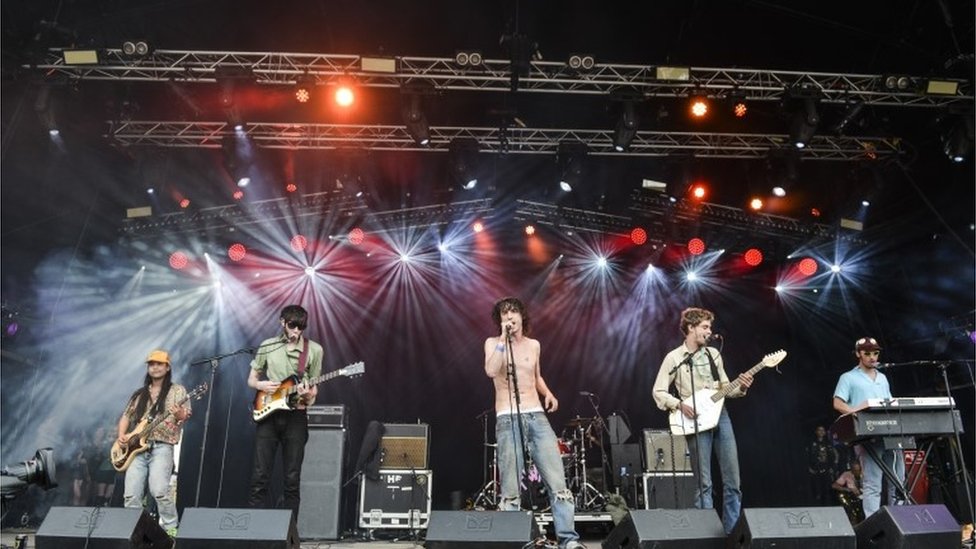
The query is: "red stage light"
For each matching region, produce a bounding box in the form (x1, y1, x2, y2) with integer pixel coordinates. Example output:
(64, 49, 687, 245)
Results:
(472, 221, 485, 233)
(691, 185, 707, 200)
(810, 208, 821, 217)
(348, 227, 365, 245)
(733, 101, 747, 118)
(295, 87, 310, 103)
(233, 190, 244, 200)
(525, 225, 536, 236)
(744, 248, 763, 266)
(286, 183, 297, 193)
(690, 98, 708, 118)
(334, 86, 354, 107)
(749, 198, 763, 210)
(797, 257, 818, 276)
(228, 243, 247, 262)
(290, 234, 307, 252)
(179, 198, 191, 209)
(688, 238, 706, 255)
(169, 251, 188, 270)
(630, 227, 648, 245)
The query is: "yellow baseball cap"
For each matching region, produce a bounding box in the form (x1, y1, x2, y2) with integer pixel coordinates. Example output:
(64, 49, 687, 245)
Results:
(145, 349, 171, 364)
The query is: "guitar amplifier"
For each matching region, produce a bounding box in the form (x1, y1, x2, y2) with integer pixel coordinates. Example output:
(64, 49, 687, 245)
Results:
(381, 423, 429, 469)
(307, 405, 346, 429)
(358, 469, 432, 530)
(643, 429, 692, 473)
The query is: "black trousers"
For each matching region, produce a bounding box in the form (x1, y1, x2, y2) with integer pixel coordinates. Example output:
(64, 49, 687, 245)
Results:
(248, 409, 308, 517)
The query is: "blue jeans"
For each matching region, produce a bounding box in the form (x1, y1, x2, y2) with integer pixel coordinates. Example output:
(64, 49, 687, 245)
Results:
(123, 442, 177, 530)
(685, 408, 741, 534)
(855, 441, 905, 517)
(497, 412, 579, 547)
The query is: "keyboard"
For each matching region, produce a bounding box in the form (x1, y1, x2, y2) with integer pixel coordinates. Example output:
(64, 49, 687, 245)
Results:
(832, 407, 963, 445)
(864, 397, 955, 409)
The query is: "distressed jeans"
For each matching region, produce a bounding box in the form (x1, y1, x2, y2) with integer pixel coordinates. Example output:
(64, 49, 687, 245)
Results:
(685, 407, 742, 534)
(123, 442, 177, 531)
(497, 411, 579, 547)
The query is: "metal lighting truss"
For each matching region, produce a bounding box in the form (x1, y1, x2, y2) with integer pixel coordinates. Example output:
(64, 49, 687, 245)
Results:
(108, 121, 898, 160)
(514, 200, 638, 238)
(34, 48, 972, 106)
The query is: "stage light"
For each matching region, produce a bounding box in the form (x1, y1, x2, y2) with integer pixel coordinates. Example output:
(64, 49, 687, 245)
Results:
(831, 264, 842, 273)
(525, 225, 536, 236)
(687, 238, 705, 255)
(943, 116, 973, 163)
(348, 227, 365, 245)
(861, 200, 870, 207)
(147, 188, 155, 195)
(797, 257, 818, 276)
(1, 448, 57, 499)
(402, 90, 431, 146)
(237, 177, 250, 188)
(790, 98, 820, 149)
(686, 271, 698, 281)
(733, 101, 747, 118)
(472, 221, 485, 233)
(121, 40, 151, 58)
(295, 74, 315, 104)
(749, 198, 763, 210)
(290, 234, 307, 252)
(286, 183, 297, 193)
(613, 102, 638, 152)
(690, 97, 708, 118)
(304, 266, 315, 276)
(233, 190, 244, 200)
(234, 124, 245, 132)
(169, 251, 188, 270)
(455, 50, 484, 66)
(630, 227, 648, 245)
(48, 129, 60, 137)
(228, 243, 247, 262)
(691, 184, 706, 200)
(399, 253, 411, 263)
(334, 83, 355, 107)
(295, 88, 310, 103)
(449, 138, 479, 190)
(557, 141, 587, 191)
(438, 243, 449, 253)
(567, 54, 596, 70)
(772, 186, 786, 197)
(596, 257, 608, 268)
(179, 199, 190, 209)
(810, 207, 821, 217)
(744, 248, 763, 266)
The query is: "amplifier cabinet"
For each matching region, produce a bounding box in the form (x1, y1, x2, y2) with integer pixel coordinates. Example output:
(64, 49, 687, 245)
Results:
(307, 404, 346, 428)
(358, 469, 432, 530)
(381, 423, 429, 469)
(643, 429, 693, 473)
(643, 472, 698, 510)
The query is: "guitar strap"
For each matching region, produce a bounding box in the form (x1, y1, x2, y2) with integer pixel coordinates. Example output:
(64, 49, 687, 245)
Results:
(296, 337, 309, 379)
(704, 349, 722, 385)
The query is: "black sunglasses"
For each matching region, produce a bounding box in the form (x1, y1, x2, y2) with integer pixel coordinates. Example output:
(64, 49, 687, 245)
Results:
(285, 320, 307, 330)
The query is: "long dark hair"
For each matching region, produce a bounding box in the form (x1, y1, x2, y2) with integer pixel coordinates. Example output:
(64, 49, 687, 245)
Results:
(491, 297, 530, 335)
(127, 369, 173, 419)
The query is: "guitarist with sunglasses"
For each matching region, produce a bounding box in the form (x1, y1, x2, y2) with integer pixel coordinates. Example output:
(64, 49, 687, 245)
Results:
(116, 349, 192, 538)
(652, 307, 753, 535)
(246, 304, 322, 521)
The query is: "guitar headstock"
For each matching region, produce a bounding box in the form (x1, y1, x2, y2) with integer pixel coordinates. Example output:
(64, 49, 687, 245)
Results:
(339, 362, 365, 378)
(762, 350, 787, 368)
(188, 382, 209, 400)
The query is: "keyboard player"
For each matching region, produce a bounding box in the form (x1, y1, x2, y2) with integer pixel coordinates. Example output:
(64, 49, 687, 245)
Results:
(832, 336, 905, 518)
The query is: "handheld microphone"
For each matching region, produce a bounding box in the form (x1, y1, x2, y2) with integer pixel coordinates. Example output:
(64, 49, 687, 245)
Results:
(505, 324, 514, 335)
(708, 333, 723, 341)
(579, 391, 594, 396)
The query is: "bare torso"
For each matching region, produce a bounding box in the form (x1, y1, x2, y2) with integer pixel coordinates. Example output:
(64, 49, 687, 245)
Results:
(486, 335, 542, 413)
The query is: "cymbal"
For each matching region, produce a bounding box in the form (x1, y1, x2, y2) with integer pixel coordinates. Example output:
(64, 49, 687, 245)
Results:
(565, 417, 598, 428)
(484, 443, 498, 448)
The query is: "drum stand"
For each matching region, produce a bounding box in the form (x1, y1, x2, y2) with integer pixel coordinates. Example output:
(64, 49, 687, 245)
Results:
(472, 410, 499, 509)
(566, 423, 606, 511)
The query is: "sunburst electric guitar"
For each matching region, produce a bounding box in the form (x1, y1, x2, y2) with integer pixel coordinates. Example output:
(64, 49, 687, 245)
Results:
(669, 350, 787, 436)
(110, 383, 209, 472)
(251, 361, 364, 422)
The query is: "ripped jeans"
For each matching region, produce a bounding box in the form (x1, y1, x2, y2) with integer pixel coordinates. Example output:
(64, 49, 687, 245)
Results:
(497, 411, 579, 546)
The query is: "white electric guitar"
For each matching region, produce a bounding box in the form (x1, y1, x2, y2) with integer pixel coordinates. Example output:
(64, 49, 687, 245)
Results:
(669, 349, 787, 436)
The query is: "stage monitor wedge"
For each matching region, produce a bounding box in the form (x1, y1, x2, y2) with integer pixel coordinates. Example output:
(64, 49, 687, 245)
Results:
(36, 506, 172, 549)
(855, 504, 959, 549)
(177, 508, 298, 549)
(729, 507, 855, 548)
(602, 508, 725, 548)
(426, 510, 539, 548)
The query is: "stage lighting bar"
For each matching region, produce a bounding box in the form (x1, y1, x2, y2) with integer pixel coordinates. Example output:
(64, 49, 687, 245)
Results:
(107, 121, 902, 160)
(365, 199, 495, 233)
(32, 48, 972, 107)
(513, 200, 639, 238)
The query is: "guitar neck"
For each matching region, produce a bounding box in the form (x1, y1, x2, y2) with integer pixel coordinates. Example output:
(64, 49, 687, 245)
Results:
(284, 370, 340, 396)
(714, 360, 766, 400)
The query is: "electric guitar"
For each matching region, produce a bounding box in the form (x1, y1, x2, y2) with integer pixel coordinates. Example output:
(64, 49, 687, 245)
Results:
(668, 349, 787, 436)
(251, 361, 364, 422)
(110, 383, 209, 472)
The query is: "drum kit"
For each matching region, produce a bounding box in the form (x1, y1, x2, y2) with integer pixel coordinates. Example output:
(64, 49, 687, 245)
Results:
(472, 415, 608, 512)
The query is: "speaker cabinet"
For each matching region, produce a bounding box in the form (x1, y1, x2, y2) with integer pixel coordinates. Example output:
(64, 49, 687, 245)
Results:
(602, 509, 725, 549)
(426, 510, 539, 548)
(729, 507, 856, 548)
(643, 429, 692, 473)
(381, 423, 429, 469)
(643, 473, 698, 509)
(36, 507, 172, 549)
(297, 426, 345, 539)
(855, 504, 959, 549)
(176, 508, 298, 549)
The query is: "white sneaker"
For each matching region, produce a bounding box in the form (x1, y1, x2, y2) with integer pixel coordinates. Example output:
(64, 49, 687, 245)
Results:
(564, 542, 587, 549)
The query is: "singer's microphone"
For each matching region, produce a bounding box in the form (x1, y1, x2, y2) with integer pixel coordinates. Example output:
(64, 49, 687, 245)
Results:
(708, 333, 723, 341)
(505, 324, 513, 335)
(579, 391, 594, 396)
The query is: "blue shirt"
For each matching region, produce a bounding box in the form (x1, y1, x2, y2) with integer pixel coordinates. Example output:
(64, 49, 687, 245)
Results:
(833, 366, 892, 407)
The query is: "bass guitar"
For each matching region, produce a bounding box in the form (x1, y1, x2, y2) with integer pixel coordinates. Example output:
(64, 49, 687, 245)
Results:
(668, 349, 786, 436)
(252, 361, 364, 422)
(110, 383, 209, 472)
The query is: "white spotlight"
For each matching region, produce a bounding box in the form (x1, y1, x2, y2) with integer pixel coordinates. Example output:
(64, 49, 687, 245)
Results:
(861, 200, 870, 207)
(49, 129, 60, 137)
(304, 266, 315, 276)
(237, 177, 250, 187)
(774, 285, 783, 292)
(596, 257, 608, 268)
(462, 179, 478, 190)
(438, 243, 448, 253)
(830, 264, 842, 273)
(645, 264, 656, 273)
(147, 188, 155, 194)
(772, 186, 786, 197)
(559, 181, 573, 192)
(686, 272, 698, 281)
(399, 253, 411, 263)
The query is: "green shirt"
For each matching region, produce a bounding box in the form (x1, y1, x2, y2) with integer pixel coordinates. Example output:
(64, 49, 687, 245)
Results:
(250, 335, 324, 382)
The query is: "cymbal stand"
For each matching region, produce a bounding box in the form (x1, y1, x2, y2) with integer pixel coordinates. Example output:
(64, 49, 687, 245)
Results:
(472, 410, 499, 509)
(571, 422, 606, 511)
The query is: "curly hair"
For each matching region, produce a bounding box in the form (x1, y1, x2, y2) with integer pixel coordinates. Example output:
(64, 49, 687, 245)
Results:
(491, 297, 530, 336)
(679, 307, 714, 335)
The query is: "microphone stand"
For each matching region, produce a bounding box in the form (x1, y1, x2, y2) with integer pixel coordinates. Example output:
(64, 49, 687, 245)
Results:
(189, 346, 259, 507)
(936, 360, 975, 523)
(582, 393, 609, 510)
(670, 349, 704, 512)
(504, 328, 537, 512)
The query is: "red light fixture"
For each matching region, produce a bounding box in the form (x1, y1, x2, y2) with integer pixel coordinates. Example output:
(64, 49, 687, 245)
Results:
(630, 227, 648, 246)
(290, 234, 307, 252)
(691, 184, 707, 200)
(295, 87, 310, 103)
(472, 221, 485, 233)
(744, 248, 763, 266)
(525, 225, 536, 236)
(233, 190, 244, 200)
(797, 257, 818, 276)
(228, 243, 247, 262)
(334, 83, 355, 107)
(348, 227, 365, 245)
(749, 197, 763, 211)
(179, 198, 191, 209)
(688, 238, 706, 255)
(169, 251, 188, 270)
(733, 101, 747, 118)
(286, 183, 297, 193)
